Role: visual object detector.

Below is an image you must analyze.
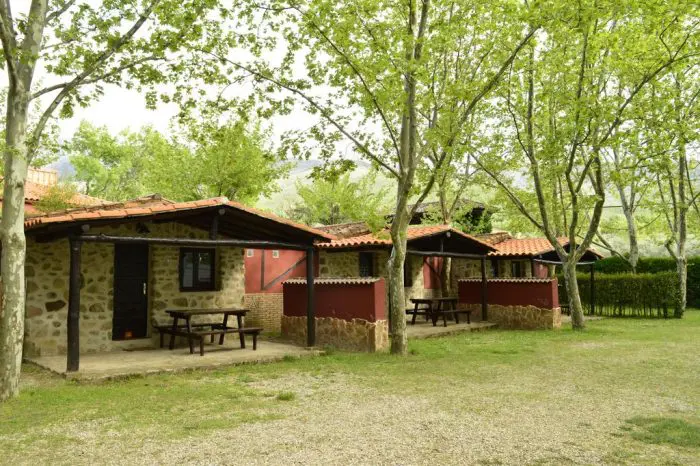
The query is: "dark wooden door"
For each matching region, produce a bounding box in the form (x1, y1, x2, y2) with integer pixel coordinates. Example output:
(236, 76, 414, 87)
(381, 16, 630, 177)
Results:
(113, 244, 149, 340)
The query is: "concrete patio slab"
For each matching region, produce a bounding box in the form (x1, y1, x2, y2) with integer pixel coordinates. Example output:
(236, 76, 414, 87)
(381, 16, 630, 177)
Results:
(27, 339, 317, 380)
(406, 320, 497, 339)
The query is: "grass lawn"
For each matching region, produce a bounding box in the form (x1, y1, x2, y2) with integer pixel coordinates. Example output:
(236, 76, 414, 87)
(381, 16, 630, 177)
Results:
(1, 312, 699, 465)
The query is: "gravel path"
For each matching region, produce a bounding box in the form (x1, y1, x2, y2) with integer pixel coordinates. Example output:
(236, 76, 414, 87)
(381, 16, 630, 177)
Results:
(5, 370, 696, 466)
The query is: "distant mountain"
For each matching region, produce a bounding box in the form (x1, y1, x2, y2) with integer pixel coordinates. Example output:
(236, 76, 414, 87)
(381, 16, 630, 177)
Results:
(49, 156, 75, 178)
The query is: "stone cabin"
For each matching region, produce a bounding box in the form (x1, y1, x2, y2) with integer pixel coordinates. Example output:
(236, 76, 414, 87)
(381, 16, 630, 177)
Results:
(310, 224, 601, 311)
(20, 195, 332, 358)
(478, 234, 604, 279)
(314, 224, 496, 312)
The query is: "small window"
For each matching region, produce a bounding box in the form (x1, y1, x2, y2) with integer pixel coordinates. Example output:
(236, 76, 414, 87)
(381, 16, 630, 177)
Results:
(490, 259, 498, 277)
(359, 252, 374, 277)
(404, 258, 413, 287)
(180, 248, 216, 291)
(272, 250, 280, 259)
(246, 249, 254, 257)
(511, 261, 524, 278)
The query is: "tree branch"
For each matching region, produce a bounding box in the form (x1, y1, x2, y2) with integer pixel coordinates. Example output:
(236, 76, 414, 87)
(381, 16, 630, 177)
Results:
(473, 154, 544, 230)
(30, 0, 162, 157)
(288, 4, 401, 160)
(46, 0, 76, 23)
(0, 0, 18, 87)
(31, 55, 160, 100)
(210, 52, 400, 179)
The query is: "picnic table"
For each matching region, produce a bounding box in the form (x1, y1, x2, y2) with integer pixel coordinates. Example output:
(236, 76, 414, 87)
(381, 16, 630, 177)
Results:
(156, 308, 262, 356)
(407, 297, 471, 327)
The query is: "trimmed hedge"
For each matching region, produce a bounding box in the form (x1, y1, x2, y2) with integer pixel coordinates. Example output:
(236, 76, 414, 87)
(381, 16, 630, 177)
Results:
(559, 272, 680, 318)
(593, 256, 699, 308)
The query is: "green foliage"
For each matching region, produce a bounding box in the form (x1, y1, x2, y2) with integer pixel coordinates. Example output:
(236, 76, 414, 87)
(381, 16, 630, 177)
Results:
(66, 119, 287, 204)
(275, 391, 296, 401)
(594, 256, 700, 307)
(144, 119, 288, 204)
(420, 201, 493, 234)
(286, 172, 391, 228)
(66, 122, 148, 201)
(563, 272, 681, 318)
(625, 417, 700, 449)
(32, 183, 80, 213)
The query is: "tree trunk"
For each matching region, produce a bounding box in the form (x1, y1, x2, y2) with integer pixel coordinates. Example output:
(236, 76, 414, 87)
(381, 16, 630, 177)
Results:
(388, 212, 409, 354)
(676, 255, 687, 318)
(562, 260, 586, 329)
(0, 87, 30, 402)
(621, 198, 639, 273)
(614, 176, 640, 272)
(674, 137, 687, 318)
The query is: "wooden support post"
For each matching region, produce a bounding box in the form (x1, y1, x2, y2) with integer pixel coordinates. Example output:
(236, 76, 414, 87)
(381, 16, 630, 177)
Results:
(530, 259, 536, 278)
(591, 264, 596, 314)
(210, 208, 225, 240)
(67, 238, 82, 373)
(306, 247, 316, 347)
(480, 256, 488, 321)
(209, 215, 219, 240)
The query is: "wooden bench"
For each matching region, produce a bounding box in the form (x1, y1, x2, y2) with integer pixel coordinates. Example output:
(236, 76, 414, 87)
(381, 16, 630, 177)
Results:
(189, 327, 263, 356)
(152, 321, 262, 355)
(406, 304, 431, 325)
(438, 309, 472, 326)
(152, 321, 214, 348)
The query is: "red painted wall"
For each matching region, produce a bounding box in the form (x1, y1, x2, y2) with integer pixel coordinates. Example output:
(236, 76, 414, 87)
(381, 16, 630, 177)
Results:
(533, 262, 549, 278)
(245, 249, 318, 294)
(283, 279, 386, 322)
(423, 257, 443, 290)
(458, 278, 559, 309)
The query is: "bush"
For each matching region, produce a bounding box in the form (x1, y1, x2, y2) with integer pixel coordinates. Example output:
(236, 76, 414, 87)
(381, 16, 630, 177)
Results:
(559, 272, 680, 318)
(593, 256, 700, 308)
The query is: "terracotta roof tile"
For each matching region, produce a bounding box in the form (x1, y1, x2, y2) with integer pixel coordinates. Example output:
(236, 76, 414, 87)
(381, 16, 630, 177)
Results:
(284, 277, 382, 285)
(23, 195, 335, 241)
(316, 221, 371, 239)
(459, 277, 556, 284)
(317, 224, 494, 251)
(488, 237, 566, 257)
(488, 236, 605, 258)
(475, 232, 512, 245)
(1, 180, 109, 210)
(226, 199, 335, 240)
(71, 212, 101, 220)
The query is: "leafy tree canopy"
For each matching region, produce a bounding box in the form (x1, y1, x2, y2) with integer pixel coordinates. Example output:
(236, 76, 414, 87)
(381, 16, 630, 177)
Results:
(65, 118, 288, 204)
(286, 172, 391, 229)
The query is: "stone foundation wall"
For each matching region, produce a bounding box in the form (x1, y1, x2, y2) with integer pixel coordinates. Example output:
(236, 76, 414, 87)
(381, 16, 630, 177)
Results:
(24, 222, 245, 357)
(462, 303, 561, 329)
(281, 315, 388, 352)
(243, 293, 283, 333)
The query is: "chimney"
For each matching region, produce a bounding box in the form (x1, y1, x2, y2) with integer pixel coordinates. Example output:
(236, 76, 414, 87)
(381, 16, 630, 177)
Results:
(26, 167, 58, 186)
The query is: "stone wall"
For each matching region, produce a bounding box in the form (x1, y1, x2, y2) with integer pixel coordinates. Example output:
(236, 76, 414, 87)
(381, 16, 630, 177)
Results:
(450, 258, 484, 283)
(461, 303, 562, 329)
(243, 293, 283, 333)
(24, 240, 114, 356)
(319, 250, 428, 307)
(281, 315, 388, 352)
(494, 259, 533, 278)
(24, 221, 245, 357)
(319, 251, 358, 277)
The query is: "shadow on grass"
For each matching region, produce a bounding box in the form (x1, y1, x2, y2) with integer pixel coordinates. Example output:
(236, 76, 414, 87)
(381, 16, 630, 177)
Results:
(624, 416, 700, 448)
